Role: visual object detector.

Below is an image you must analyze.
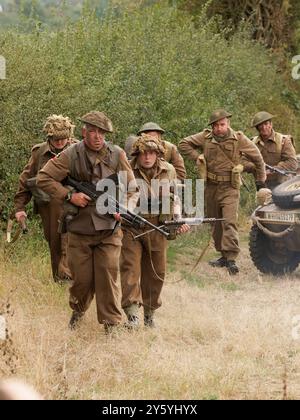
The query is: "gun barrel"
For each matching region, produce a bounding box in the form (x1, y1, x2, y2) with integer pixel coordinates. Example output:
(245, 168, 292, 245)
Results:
(265, 164, 289, 177)
(164, 218, 225, 226)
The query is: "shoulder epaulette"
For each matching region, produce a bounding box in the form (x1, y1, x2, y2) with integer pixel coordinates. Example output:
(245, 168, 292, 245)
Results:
(31, 142, 47, 152)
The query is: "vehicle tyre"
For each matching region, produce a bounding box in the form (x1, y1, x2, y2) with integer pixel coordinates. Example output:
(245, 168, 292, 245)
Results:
(272, 176, 300, 209)
(249, 224, 300, 275)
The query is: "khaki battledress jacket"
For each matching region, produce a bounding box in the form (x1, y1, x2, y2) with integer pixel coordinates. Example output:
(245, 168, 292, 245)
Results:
(179, 128, 266, 260)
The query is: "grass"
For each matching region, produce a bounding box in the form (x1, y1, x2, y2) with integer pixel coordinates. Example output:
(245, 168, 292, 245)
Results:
(1, 221, 300, 399)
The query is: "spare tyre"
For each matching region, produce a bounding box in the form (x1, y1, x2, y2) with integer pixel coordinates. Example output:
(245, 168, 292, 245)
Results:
(272, 176, 300, 209)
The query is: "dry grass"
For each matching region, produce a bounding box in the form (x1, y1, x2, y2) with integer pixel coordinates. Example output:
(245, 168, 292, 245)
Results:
(1, 226, 300, 400)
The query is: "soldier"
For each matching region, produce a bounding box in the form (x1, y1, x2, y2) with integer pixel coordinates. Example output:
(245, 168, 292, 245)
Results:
(14, 114, 77, 282)
(130, 122, 187, 180)
(241, 111, 297, 189)
(37, 111, 139, 332)
(120, 134, 189, 328)
(179, 109, 266, 275)
(124, 135, 138, 161)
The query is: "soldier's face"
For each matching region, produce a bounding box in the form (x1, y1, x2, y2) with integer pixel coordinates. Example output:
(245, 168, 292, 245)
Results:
(143, 131, 162, 140)
(257, 121, 273, 138)
(49, 138, 68, 150)
(138, 150, 158, 169)
(212, 118, 230, 137)
(83, 125, 106, 151)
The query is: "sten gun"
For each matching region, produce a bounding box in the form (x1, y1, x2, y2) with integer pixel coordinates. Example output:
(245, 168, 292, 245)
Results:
(66, 177, 170, 238)
(265, 164, 296, 177)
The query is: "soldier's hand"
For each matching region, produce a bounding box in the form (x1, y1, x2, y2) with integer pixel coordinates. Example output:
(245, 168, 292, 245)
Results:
(113, 213, 121, 222)
(177, 224, 190, 235)
(70, 192, 91, 208)
(15, 211, 27, 224)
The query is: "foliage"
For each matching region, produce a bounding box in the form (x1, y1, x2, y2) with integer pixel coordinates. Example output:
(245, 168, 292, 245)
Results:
(0, 2, 298, 218)
(177, 0, 300, 52)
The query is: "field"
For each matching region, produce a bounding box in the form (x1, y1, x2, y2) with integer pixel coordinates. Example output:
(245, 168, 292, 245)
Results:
(1, 219, 300, 400)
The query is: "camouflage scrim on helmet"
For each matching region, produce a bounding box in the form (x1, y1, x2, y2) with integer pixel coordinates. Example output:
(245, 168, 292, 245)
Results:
(131, 134, 166, 156)
(208, 109, 232, 126)
(43, 114, 75, 140)
(78, 111, 113, 133)
(137, 122, 165, 135)
(251, 111, 275, 128)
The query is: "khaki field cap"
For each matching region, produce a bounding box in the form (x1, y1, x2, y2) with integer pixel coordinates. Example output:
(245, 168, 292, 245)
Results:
(208, 109, 232, 126)
(251, 111, 275, 128)
(43, 114, 75, 140)
(137, 122, 165, 135)
(132, 134, 166, 156)
(79, 111, 113, 133)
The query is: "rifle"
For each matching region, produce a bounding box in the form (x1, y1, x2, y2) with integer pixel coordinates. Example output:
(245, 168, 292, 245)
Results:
(265, 164, 296, 177)
(134, 217, 225, 240)
(66, 177, 170, 238)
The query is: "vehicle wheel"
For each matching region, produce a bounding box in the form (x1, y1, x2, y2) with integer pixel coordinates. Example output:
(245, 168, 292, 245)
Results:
(272, 176, 300, 209)
(249, 225, 300, 275)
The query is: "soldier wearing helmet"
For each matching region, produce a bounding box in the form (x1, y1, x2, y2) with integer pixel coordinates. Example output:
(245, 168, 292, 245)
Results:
(37, 111, 139, 333)
(14, 114, 77, 282)
(125, 122, 187, 180)
(241, 111, 297, 189)
(120, 134, 189, 328)
(179, 109, 266, 275)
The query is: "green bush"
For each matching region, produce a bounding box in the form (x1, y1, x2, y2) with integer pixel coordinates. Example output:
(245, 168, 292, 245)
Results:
(0, 2, 298, 218)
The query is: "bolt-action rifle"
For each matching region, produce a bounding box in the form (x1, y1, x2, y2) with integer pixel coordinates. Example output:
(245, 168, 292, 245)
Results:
(134, 217, 225, 240)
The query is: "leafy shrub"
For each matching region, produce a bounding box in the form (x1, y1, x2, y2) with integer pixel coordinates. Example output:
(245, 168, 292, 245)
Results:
(0, 2, 298, 218)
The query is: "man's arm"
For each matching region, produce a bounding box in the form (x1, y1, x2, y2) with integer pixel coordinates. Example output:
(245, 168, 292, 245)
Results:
(238, 134, 266, 183)
(178, 132, 206, 162)
(117, 149, 139, 213)
(169, 144, 186, 180)
(36, 152, 71, 200)
(14, 153, 37, 213)
(276, 137, 298, 172)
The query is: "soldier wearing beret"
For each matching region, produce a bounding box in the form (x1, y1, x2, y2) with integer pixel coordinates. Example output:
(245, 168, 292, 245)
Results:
(37, 111, 139, 332)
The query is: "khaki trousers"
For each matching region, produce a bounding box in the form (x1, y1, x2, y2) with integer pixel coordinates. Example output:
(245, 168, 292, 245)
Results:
(68, 229, 123, 325)
(120, 225, 167, 311)
(205, 182, 240, 261)
(38, 200, 71, 280)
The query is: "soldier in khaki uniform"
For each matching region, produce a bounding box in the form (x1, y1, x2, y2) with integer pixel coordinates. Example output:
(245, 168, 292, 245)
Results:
(179, 109, 266, 275)
(37, 111, 139, 332)
(14, 115, 77, 281)
(124, 122, 186, 180)
(242, 111, 297, 189)
(120, 134, 188, 327)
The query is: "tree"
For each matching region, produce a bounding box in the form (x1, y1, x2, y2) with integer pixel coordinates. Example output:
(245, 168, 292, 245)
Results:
(178, 0, 300, 50)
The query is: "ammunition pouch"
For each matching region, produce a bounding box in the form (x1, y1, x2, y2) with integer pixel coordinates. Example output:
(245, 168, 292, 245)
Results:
(26, 177, 51, 206)
(196, 154, 207, 181)
(231, 164, 244, 190)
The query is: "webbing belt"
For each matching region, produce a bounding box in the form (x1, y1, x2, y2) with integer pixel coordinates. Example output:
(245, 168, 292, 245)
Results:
(207, 172, 231, 182)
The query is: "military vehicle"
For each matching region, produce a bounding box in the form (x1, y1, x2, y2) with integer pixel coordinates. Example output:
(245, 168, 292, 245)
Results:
(249, 176, 300, 275)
